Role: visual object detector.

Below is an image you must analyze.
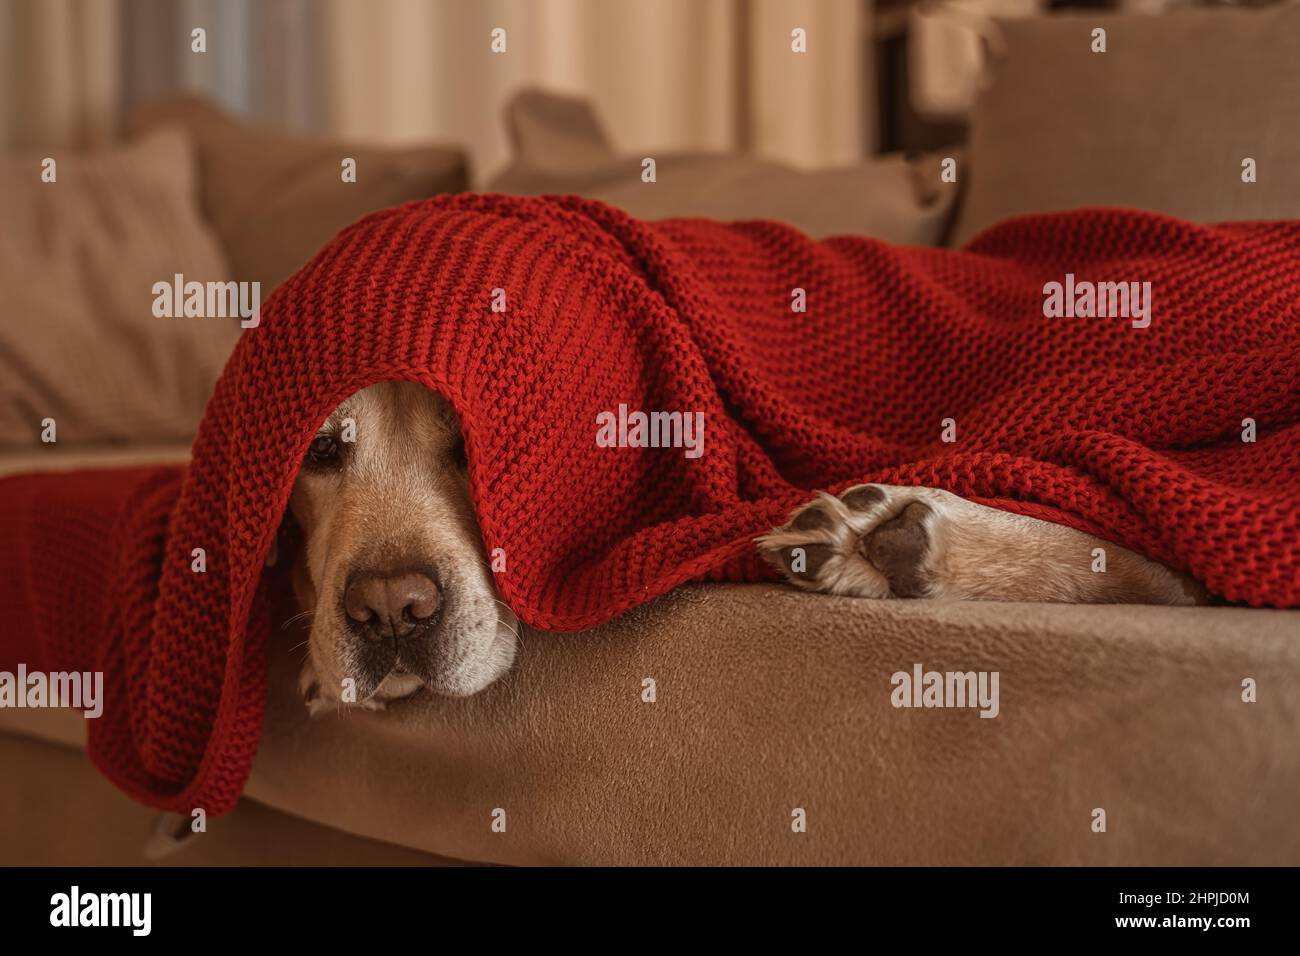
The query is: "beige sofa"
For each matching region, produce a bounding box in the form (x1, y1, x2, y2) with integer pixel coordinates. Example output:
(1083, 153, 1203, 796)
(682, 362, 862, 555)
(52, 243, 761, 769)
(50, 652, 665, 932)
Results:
(3, 6, 1299, 867)
(8, 585, 1298, 866)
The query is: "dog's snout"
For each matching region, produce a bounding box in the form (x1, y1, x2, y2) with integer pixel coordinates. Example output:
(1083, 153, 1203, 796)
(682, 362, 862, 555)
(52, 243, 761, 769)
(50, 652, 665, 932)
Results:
(343, 570, 441, 640)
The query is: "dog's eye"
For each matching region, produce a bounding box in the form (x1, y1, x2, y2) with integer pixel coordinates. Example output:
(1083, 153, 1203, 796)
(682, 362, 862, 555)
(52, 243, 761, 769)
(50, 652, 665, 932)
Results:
(306, 434, 340, 467)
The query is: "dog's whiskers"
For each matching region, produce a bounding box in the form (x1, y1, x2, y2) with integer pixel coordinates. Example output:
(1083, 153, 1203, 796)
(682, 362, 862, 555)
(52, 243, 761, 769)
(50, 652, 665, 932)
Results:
(281, 608, 315, 631)
(493, 599, 523, 655)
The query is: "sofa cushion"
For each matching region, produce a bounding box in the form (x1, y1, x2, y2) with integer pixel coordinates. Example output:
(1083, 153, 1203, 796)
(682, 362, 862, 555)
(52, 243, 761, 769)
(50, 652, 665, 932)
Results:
(8, 579, 1297, 865)
(0, 129, 238, 449)
(129, 95, 470, 294)
(490, 90, 960, 246)
(953, 6, 1300, 244)
(0, 734, 469, 866)
(237, 585, 1300, 865)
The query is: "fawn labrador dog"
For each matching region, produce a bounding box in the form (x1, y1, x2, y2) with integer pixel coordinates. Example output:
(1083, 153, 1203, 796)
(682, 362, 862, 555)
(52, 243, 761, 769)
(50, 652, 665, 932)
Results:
(287, 382, 1203, 712)
(287, 382, 519, 713)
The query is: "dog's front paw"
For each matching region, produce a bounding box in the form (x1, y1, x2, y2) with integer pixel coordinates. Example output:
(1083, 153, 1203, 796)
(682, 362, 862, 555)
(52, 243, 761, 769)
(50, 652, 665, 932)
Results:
(757, 484, 939, 599)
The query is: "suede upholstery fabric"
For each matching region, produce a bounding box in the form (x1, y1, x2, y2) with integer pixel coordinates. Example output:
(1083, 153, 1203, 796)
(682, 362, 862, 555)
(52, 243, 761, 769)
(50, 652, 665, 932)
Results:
(251, 586, 1300, 865)
(0, 734, 472, 866)
(953, 6, 1300, 244)
(6, 584, 1297, 865)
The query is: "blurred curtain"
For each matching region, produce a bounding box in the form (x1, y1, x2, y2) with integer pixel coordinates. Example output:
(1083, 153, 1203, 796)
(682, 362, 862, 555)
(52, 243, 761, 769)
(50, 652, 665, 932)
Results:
(748, 0, 870, 168)
(1, 0, 873, 178)
(1, 0, 121, 148)
(318, 0, 871, 178)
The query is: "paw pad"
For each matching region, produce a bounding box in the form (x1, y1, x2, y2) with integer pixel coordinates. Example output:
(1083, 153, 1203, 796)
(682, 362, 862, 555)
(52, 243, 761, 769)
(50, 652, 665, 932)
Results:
(759, 484, 936, 599)
(862, 501, 932, 597)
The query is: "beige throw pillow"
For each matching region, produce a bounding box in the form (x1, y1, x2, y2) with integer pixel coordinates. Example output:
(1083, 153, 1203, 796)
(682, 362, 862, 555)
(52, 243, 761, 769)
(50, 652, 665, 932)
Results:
(0, 128, 239, 448)
(129, 95, 471, 295)
(952, 6, 1300, 245)
(490, 90, 961, 246)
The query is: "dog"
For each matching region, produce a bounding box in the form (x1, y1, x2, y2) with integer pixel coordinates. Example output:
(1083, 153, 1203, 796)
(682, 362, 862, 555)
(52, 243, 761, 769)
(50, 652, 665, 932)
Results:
(287, 381, 1203, 712)
(286, 382, 518, 714)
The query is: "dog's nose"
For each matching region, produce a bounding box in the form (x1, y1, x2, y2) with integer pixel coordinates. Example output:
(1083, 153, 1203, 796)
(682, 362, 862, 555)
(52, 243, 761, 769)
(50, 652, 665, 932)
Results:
(344, 571, 441, 640)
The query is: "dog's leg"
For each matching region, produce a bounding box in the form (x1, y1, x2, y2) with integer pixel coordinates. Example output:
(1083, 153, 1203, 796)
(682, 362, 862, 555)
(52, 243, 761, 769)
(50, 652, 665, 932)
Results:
(758, 484, 1205, 605)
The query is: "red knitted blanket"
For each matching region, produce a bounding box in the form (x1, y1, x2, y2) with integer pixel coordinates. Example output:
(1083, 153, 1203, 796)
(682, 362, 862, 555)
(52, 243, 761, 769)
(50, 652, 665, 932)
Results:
(3, 195, 1298, 815)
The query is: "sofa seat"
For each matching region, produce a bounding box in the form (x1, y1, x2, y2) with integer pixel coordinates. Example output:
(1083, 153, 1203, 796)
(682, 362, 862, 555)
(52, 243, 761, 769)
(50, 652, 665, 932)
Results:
(7, 577, 1297, 866)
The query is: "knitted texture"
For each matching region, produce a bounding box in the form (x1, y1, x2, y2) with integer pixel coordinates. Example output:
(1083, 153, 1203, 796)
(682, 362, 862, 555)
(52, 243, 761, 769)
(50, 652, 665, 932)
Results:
(2, 194, 1299, 815)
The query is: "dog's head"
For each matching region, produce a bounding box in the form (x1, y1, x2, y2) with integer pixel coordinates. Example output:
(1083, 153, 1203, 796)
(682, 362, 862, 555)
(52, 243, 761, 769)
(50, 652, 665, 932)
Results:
(286, 381, 517, 708)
